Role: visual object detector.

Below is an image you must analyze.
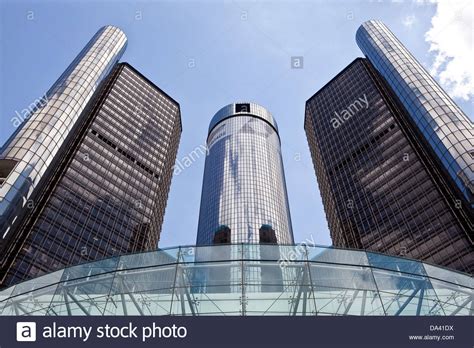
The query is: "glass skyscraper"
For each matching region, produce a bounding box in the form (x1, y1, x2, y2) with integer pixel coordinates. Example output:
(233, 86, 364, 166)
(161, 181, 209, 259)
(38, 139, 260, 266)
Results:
(356, 20, 473, 209)
(0, 28, 182, 287)
(0, 26, 126, 241)
(196, 103, 294, 245)
(305, 21, 473, 274)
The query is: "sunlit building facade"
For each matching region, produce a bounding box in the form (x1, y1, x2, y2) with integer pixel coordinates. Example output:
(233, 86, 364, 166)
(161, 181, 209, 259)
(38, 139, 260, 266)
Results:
(196, 103, 294, 245)
(356, 21, 474, 209)
(0, 26, 127, 244)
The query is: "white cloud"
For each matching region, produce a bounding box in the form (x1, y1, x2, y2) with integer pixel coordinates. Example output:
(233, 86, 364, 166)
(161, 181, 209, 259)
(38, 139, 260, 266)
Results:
(425, 0, 474, 100)
(402, 14, 416, 28)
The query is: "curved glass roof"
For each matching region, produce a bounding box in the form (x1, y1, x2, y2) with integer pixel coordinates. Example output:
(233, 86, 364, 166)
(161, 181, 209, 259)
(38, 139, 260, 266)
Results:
(0, 244, 472, 316)
(208, 102, 279, 135)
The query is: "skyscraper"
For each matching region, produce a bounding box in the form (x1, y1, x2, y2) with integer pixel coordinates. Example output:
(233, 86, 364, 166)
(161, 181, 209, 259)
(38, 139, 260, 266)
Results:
(0, 28, 182, 287)
(196, 103, 294, 245)
(305, 21, 473, 274)
(357, 21, 473, 208)
(0, 26, 126, 245)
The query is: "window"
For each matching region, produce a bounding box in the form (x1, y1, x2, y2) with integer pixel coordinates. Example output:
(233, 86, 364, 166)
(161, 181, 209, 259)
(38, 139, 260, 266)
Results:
(0, 159, 18, 186)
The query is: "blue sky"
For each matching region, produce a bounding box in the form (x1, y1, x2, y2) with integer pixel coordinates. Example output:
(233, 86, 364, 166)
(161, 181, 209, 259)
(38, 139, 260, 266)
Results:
(0, 0, 472, 248)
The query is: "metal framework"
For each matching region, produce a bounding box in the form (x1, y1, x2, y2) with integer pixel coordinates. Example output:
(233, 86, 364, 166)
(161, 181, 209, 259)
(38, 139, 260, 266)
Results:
(0, 244, 472, 316)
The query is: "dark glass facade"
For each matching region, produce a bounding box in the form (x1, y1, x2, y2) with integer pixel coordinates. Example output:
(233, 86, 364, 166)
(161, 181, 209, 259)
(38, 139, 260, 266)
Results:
(0, 63, 181, 287)
(305, 58, 473, 274)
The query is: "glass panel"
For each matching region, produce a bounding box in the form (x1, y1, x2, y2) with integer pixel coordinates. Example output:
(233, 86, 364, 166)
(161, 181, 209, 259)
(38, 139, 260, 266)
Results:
(193, 244, 241, 263)
(307, 246, 369, 266)
(274, 245, 309, 264)
(423, 263, 473, 289)
(179, 246, 198, 263)
(314, 288, 384, 316)
(244, 244, 286, 261)
(173, 261, 242, 315)
(118, 249, 179, 269)
(49, 270, 115, 315)
(310, 263, 384, 315)
(310, 263, 376, 290)
(0, 270, 64, 315)
(372, 268, 433, 315)
(104, 264, 177, 315)
(0, 285, 15, 313)
(244, 260, 315, 315)
(367, 252, 426, 275)
(61, 256, 120, 281)
(427, 278, 473, 316)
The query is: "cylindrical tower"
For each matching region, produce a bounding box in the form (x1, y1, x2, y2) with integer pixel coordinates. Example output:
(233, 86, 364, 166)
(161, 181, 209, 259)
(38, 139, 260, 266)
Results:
(196, 102, 294, 245)
(0, 26, 127, 238)
(356, 20, 474, 207)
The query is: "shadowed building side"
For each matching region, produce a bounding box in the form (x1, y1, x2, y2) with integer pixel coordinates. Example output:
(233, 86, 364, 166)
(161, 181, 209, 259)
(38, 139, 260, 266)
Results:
(0, 27, 181, 287)
(305, 57, 473, 274)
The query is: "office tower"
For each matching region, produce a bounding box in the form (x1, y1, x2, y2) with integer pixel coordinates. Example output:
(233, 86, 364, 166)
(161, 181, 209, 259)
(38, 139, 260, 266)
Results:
(0, 26, 126, 240)
(305, 57, 473, 273)
(356, 20, 473, 209)
(305, 20, 474, 274)
(0, 25, 126, 269)
(0, 28, 181, 287)
(196, 103, 294, 245)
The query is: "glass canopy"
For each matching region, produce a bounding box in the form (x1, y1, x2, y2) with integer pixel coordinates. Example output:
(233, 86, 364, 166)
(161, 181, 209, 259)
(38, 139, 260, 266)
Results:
(0, 244, 472, 316)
